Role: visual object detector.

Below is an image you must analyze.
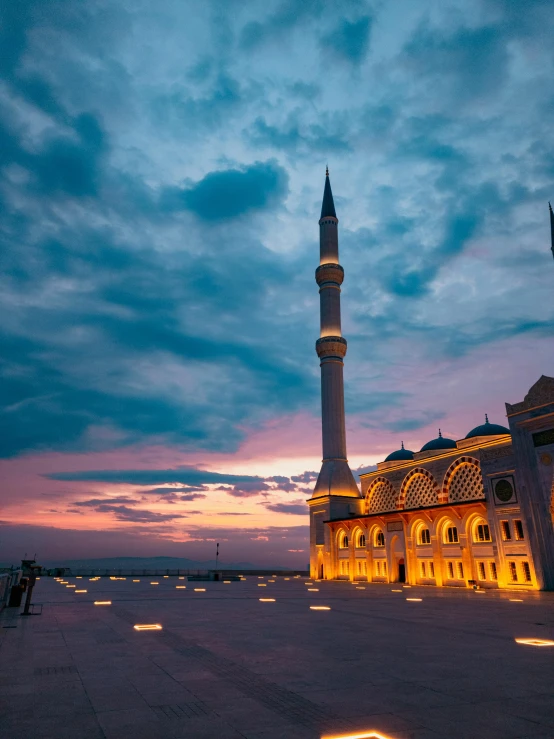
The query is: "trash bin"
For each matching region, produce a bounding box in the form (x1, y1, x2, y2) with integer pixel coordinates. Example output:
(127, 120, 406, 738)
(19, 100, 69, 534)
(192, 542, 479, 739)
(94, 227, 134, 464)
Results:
(8, 585, 24, 608)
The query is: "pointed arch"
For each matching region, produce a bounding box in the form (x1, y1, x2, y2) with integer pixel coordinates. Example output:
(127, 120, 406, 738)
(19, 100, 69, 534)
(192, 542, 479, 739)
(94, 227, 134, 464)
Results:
(365, 477, 398, 514)
(442, 457, 484, 503)
(398, 468, 439, 510)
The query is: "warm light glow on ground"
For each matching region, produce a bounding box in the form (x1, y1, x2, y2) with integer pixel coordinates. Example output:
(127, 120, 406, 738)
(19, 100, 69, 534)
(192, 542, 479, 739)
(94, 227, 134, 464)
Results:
(194, 588, 206, 592)
(308, 588, 319, 591)
(259, 598, 276, 602)
(75, 589, 87, 593)
(406, 598, 422, 602)
(391, 589, 402, 592)
(175, 585, 186, 589)
(509, 598, 523, 602)
(322, 731, 394, 739)
(515, 638, 554, 647)
(150, 582, 159, 585)
(310, 606, 331, 611)
(94, 601, 111, 605)
(133, 624, 162, 631)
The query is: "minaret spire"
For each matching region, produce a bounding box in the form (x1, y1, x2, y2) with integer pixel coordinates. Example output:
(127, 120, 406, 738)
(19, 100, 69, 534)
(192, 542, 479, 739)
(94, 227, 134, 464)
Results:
(311, 170, 359, 500)
(549, 202, 554, 261)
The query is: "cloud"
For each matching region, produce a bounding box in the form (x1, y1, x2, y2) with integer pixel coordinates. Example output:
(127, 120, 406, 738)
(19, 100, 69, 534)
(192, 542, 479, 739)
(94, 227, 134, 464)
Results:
(86, 504, 187, 523)
(218, 482, 272, 498)
(73, 497, 133, 507)
(291, 471, 318, 483)
(46, 468, 264, 485)
(265, 502, 308, 515)
(321, 15, 372, 65)
(167, 160, 289, 221)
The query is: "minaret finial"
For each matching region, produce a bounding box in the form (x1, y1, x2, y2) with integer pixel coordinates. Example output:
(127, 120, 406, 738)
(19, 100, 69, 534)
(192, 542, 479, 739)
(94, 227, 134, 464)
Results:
(485, 413, 489, 423)
(401, 441, 405, 449)
(320, 168, 337, 219)
(438, 429, 442, 438)
(549, 202, 554, 260)
(326, 164, 329, 177)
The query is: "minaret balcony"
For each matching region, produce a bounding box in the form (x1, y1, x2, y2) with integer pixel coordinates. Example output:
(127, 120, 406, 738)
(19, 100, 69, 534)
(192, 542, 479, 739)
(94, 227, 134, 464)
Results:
(315, 263, 344, 287)
(316, 336, 347, 359)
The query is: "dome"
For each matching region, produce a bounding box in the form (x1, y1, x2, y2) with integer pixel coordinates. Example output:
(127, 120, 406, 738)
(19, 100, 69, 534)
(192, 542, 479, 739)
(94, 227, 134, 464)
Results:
(465, 414, 510, 439)
(420, 429, 457, 453)
(384, 441, 414, 462)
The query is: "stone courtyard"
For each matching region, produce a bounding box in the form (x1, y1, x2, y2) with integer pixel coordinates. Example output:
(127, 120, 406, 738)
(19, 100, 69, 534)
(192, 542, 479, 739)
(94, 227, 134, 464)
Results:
(0, 575, 553, 739)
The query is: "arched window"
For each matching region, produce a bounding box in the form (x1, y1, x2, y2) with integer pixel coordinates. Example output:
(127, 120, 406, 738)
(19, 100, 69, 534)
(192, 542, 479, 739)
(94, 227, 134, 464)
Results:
(356, 532, 366, 548)
(339, 534, 349, 549)
(445, 526, 459, 544)
(374, 530, 385, 547)
(418, 527, 431, 545)
(474, 521, 491, 542)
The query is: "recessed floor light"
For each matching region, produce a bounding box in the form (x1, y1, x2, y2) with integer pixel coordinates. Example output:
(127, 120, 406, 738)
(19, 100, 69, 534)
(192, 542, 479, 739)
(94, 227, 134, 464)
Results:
(175, 586, 186, 589)
(322, 731, 394, 739)
(178, 576, 185, 580)
(133, 580, 140, 582)
(308, 588, 319, 591)
(356, 587, 366, 590)
(223, 580, 231, 584)
(310, 606, 331, 611)
(66, 585, 76, 588)
(94, 601, 111, 606)
(75, 590, 87, 593)
(391, 590, 402, 592)
(258, 584, 267, 587)
(268, 579, 275, 582)
(259, 598, 275, 602)
(509, 598, 523, 602)
(194, 588, 206, 592)
(150, 582, 159, 585)
(133, 624, 162, 631)
(515, 638, 554, 647)
(406, 598, 422, 602)
(402, 585, 411, 588)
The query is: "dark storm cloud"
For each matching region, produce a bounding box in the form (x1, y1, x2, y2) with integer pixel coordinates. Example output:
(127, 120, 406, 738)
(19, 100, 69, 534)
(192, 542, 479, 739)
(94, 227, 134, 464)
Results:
(321, 15, 372, 65)
(168, 160, 289, 221)
(1, 0, 553, 471)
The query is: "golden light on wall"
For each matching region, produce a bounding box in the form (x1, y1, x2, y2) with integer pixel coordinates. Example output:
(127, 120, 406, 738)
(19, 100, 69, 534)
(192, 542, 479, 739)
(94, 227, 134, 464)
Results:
(133, 624, 162, 631)
(515, 638, 554, 647)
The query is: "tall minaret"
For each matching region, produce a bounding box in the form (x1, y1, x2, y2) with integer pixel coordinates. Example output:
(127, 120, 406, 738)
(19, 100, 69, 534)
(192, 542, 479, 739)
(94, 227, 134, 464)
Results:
(309, 169, 361, 579)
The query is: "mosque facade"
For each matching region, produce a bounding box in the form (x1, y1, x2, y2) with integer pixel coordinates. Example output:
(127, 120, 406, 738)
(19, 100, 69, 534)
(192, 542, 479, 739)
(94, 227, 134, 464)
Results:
(309, 174, 554, 591)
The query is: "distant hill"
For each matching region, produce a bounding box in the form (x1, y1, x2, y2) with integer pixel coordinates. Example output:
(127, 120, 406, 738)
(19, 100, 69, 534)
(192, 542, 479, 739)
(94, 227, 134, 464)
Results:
(38, 555, 289, 571)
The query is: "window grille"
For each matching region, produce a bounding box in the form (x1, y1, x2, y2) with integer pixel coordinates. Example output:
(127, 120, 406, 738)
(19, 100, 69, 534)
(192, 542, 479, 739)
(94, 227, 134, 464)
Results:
(475, 524, 491, 542)
(419, 528, 431, 544)
(357, 533, 366, 548)
(366, 480, 397, 514)
(404, 473, 438, 509)
(446, 526, 459, 543)
(447, 462, 485, 502)
(375, 531, 385, 547)
(508, 561, 517, 582)
(340, 535, 349, 549)
(501, 521, 511, 541)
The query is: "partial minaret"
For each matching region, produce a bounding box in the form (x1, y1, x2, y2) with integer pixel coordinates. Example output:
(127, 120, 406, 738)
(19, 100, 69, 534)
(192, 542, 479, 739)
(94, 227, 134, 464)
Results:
(308, 170, 361, 579)
(548, 203, 554, 257)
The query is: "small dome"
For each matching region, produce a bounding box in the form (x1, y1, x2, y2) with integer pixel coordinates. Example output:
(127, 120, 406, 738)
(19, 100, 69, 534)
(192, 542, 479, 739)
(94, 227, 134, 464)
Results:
(384, 441, 414, 462)
(420, 429, 457, 453)
(465, 414, 510, 439)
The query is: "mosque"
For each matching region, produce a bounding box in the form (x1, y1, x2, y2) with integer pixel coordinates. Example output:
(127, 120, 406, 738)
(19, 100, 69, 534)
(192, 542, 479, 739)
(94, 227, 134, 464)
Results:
(309, 173, 554, 591)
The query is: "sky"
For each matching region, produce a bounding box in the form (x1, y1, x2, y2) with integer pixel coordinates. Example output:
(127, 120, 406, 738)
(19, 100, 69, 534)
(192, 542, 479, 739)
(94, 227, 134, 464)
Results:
(1, 0, 553, 567)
